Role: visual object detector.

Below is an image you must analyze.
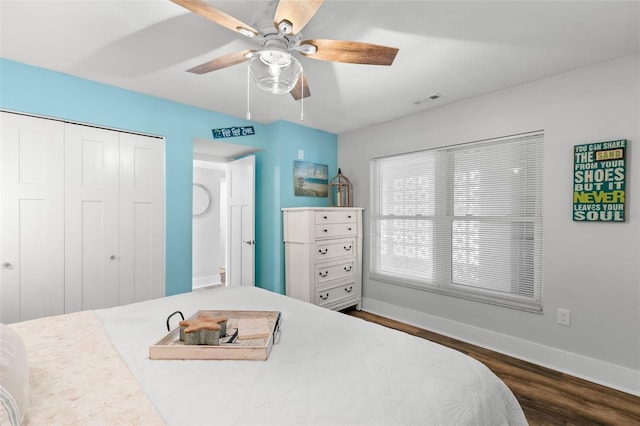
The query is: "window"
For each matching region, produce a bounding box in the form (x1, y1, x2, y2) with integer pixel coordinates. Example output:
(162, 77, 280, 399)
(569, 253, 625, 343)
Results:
(370, 132, 544, 312)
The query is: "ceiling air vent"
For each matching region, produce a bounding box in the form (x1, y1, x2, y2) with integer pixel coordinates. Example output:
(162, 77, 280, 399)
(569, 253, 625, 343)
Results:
(413, 93, 442, 105)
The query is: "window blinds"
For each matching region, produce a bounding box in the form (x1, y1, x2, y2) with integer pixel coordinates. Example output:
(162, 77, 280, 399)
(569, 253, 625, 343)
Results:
(370, 131, 544, 312)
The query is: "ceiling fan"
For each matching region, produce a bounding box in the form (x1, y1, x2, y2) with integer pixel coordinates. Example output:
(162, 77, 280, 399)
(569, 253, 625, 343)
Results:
(170, 0, 399, 100)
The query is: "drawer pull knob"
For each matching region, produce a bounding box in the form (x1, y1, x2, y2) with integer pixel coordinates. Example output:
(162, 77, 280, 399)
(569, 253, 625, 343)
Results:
(320, 293, 329, 300)
(323, 229, 328, 233)
(345, 286, 353, 293)
(344, 266, 352, 272)
(318, 248, 328, 254)
(344, 245, 352, 251)
(323, 215, 328, 219)
(347, 227, 352, 231)
(348, 215, 352, 218)
(319, 271, 329, 277)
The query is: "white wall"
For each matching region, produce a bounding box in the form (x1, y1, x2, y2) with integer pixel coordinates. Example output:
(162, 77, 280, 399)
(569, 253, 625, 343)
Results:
(192, 162, 226, 287)
(338, 54, 640, 395)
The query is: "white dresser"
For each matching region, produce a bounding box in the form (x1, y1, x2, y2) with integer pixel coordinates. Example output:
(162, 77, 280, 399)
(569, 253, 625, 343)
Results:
(282, 207, 363, 311)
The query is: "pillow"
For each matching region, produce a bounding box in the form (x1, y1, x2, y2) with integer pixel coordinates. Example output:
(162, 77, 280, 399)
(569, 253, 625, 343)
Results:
(0, 324, 28, 426)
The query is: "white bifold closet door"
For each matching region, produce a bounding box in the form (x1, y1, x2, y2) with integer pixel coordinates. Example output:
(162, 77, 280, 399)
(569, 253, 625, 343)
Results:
(0, 112, 164, 323)
(64, 124, 164, 312)
(1, 113, 66, 323)
(64, 124, 121, 311)
(117, 132, 165, 307)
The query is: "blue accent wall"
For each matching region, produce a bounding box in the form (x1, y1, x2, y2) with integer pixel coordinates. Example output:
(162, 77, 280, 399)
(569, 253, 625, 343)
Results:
(0, 58, 337, 296)
(258, 121, 337, 294)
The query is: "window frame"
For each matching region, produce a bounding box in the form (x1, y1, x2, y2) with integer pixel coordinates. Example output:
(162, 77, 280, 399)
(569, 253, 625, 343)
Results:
(370, 131, 544, 313)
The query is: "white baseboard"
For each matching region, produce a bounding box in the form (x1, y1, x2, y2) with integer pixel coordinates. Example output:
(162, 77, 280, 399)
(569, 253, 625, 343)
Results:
(192, 274, 221, 289)
(362, 297, 640, 396)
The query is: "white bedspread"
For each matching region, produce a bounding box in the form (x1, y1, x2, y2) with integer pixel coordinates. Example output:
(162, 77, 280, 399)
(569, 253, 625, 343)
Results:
(95, 286, 527, 426)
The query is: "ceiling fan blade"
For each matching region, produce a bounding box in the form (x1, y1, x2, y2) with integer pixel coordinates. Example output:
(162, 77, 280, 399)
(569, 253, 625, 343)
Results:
(290, 73, 311, 100)
(274, 0, 323, 35)
(171, 0, 258, 37)
(300, 39, 399, 65)
(187, 50, 253, 74)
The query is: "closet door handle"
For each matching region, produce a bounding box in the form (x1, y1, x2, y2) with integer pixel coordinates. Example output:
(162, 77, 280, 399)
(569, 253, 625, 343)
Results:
(2, 262, 13, 270)
(109, 255, 117, 261)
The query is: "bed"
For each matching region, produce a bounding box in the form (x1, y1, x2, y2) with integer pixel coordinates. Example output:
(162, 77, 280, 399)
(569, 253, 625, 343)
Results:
(2, 286, 527, 425)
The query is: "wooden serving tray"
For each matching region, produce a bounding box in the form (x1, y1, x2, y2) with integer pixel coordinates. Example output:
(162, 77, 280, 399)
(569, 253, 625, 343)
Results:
(149, 310, 281, 361)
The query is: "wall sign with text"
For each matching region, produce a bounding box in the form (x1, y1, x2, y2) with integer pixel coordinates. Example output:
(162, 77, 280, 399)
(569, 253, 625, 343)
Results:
(573, 139, 626, 222)
(212, 126, 255, 139)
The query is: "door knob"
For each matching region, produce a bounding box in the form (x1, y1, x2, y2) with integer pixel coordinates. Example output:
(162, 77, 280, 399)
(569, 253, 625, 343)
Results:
(2, 262, 13, 270)
(243, 240, 255, 245)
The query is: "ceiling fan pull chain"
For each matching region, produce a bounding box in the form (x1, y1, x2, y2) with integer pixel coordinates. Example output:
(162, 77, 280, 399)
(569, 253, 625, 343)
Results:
(246, 65, 251, 120)
(300, 72, 304, 122)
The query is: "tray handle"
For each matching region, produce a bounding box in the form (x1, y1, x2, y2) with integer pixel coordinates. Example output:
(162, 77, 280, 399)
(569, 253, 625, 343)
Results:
(166, 311, 185, 331)
(273, 312, 282, 344)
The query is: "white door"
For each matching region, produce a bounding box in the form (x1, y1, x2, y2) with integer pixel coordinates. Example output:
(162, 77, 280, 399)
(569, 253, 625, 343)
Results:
(119, 132, 165, 303)
(64, 124, 121, 312)
(227, 155, 255, 286)
(0, 112, 65, 323)
(1, 113, 164, 321)
(65, 125, 165, 311)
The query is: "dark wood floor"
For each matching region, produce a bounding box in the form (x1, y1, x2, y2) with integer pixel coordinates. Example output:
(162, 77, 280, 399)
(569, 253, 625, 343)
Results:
(345, 309, 640, 425)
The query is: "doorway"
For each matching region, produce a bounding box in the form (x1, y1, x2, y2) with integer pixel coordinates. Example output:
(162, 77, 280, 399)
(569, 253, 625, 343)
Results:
(192, 160, 226, 289)
(192, 138, 260, 290)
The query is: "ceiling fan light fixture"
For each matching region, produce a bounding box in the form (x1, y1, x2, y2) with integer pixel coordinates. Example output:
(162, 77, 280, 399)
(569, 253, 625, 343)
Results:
(259, 47, 291, 67)
(174, 0, 400, 103)
(249, 47, 302, 95)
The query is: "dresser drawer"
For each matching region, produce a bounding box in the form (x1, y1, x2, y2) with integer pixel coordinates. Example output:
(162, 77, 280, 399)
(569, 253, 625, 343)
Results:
(316, 282, 357, 306)
(315, 223, 357, 239)
(315, 210, 357, 224)
(316, 260, 355, 285)
(315, 238, 355, 263)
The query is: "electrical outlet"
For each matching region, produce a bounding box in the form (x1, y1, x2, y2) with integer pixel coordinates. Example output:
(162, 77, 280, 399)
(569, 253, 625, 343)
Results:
(557, 308, 571, 326)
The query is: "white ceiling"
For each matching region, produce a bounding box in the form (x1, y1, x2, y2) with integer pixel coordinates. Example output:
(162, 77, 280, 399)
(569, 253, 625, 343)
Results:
(1, 1, 639, 135)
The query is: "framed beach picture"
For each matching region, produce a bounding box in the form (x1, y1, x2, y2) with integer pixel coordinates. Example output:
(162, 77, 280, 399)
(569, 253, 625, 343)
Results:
(293, 161, 328, 197)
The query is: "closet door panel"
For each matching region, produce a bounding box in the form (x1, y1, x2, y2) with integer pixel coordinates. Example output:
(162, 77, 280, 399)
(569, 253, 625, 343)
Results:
(2, 113, 165, 321)
(119, 132, 165, 304)
(65, 124, 120, 312)
(0, 112, 65, 323)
